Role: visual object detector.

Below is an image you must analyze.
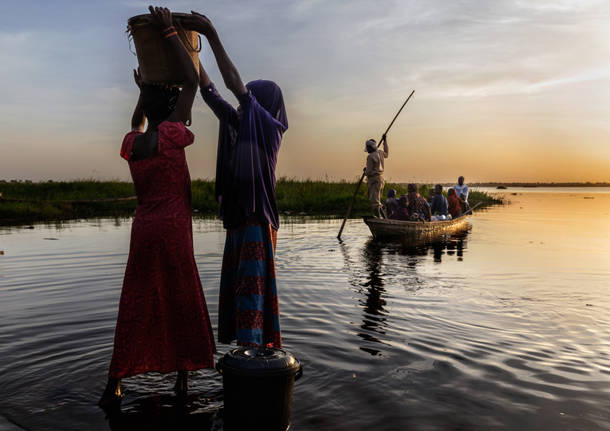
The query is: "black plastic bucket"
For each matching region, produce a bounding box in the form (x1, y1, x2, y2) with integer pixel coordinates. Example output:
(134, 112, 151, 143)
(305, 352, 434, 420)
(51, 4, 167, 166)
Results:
(217, 347, 303, 431)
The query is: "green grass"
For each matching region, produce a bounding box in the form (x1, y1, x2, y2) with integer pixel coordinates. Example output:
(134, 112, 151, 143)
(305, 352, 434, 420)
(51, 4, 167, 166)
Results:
(0, 179, 501, 224)
(0, 180, 136, 223)
(274, 178, 419, 216)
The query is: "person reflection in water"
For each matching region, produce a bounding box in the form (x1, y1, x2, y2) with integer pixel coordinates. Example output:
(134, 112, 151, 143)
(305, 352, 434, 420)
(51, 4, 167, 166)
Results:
(99, 6, 215, 409)
(183, 11, 287, 347)
(359, 240, 388, 356)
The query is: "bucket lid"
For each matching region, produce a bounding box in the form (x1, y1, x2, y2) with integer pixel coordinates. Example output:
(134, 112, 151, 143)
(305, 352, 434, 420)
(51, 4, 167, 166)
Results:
(220, 347, 300, 376)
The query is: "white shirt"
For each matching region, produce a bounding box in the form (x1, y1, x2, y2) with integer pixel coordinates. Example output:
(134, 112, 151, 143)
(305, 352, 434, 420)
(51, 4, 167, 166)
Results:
(454, 184, 469, 201)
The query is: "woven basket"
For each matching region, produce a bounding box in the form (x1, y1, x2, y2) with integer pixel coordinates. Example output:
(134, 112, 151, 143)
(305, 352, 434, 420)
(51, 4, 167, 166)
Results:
(127, 13, 201, 85)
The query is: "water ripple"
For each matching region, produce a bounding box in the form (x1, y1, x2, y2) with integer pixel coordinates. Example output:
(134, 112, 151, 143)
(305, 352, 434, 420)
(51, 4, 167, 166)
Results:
(1, 196, 610, 430)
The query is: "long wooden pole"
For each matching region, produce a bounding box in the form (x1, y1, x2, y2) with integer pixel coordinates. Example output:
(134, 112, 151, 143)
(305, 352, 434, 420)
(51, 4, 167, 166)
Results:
(337, 90, 415, 239)
(461, 201, 482, 216)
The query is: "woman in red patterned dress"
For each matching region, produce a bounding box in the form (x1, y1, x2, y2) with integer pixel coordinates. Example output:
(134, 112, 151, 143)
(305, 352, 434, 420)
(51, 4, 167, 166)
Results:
(99, 6, 215, 408)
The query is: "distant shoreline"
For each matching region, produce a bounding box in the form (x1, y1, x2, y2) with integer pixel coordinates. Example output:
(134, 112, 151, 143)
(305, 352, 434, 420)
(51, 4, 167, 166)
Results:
(2, 180, 608, 187)
(468, 182, 610, 188)
(0, 179, 501, 226)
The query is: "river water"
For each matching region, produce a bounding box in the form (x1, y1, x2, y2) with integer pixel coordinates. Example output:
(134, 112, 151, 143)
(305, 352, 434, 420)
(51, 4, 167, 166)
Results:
(0, 190, 609, 430)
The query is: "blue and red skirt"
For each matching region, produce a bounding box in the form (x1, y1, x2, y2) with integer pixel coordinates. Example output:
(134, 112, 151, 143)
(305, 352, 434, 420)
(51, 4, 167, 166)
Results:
(218, 220, 281, 348)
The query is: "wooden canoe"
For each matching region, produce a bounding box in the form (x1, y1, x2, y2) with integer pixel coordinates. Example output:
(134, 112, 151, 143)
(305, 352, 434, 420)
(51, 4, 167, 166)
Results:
(363, 215, 470, 243)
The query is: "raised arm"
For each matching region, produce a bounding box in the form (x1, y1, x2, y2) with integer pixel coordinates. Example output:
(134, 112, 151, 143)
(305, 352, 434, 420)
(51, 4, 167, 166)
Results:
(148, 6, 198, 124)
(131, 69, 145, 131)
(198, 59, 211, 89)
(185, 11, 247, 98)
(381, 133, 389, 158)
(196, 59, 238, 125)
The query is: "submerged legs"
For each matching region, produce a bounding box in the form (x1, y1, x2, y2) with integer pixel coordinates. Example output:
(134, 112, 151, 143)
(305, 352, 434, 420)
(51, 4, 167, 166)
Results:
(174, 370, 188, 398)
(98, 378, 122, 409)
(98, 371, 189, 410)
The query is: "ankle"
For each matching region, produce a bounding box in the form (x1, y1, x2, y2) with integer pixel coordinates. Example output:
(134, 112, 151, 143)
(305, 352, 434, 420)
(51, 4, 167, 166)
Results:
(105, 378, 122, 396)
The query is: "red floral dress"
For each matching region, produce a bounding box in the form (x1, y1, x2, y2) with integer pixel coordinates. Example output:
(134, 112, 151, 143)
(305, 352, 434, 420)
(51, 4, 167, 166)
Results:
(109, 121, 215, 379)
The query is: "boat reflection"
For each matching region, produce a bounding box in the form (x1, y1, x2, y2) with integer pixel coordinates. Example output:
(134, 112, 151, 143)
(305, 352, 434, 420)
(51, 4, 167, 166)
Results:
(381, 228, 470, 263)
(430, 230, 468, 262)
(341, 229, 470, 357)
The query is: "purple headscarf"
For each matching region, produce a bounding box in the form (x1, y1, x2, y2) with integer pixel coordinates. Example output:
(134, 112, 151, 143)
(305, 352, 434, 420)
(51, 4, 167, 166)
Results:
(201, 79, 288, 230)
(246, 80, 288, 131)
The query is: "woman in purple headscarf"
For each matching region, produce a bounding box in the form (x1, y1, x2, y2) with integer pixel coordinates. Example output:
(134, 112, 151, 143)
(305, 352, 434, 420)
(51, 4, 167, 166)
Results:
(183, 11, 287, 348)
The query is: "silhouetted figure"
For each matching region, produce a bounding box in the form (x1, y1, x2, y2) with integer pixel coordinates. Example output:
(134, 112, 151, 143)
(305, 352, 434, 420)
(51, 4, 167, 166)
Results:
(190, 10, 286, 347)
(430, 184, 449, 219)
(99, 6, 215, 410)
(391, 195, 410, 220)
(364, 134, 388, 218)
(385, 189, 399, 219)
(454, 176, 469, 202)
(447, 188, 462, 218)
(406, 184, 432, 221)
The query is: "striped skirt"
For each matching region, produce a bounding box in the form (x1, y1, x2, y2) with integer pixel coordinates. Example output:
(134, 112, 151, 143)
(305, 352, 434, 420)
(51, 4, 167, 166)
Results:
(218, 220, 282, 348)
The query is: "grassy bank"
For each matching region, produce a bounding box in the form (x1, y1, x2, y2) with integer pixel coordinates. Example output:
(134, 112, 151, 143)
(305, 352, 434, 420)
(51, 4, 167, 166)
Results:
(0, 179, 501, 224)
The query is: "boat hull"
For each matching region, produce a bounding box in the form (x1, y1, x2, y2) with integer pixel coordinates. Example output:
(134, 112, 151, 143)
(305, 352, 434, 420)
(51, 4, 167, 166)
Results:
(363, 216, 469, 243)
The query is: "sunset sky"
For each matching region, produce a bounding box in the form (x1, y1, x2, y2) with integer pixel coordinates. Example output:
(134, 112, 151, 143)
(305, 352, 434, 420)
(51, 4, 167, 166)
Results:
(1, 0, 609, 183)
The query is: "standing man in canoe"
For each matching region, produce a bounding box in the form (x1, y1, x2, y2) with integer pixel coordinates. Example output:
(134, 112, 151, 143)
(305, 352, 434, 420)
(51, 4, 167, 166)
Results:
(364, 135, 388, 218)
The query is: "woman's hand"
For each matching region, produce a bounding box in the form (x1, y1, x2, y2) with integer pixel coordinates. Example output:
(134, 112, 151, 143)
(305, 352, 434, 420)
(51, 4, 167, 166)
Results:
(187, 12, 245, 97)
(148, 5, 173, 30)
(133, 68, 142, 89)
(148, 6, 198, 124)
(182, 10, 216, 38)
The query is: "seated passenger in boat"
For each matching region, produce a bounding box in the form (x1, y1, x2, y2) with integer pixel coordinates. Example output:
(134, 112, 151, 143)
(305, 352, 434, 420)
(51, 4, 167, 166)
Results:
(430, 184, 449, 219)
(454, 176, 469, 202)
(459, 193, 471, 214)
(447, 188, 462, 218)
(407, 184, 431, 221)
(385, 189, 399, 219)
(390, 195, 410, 220)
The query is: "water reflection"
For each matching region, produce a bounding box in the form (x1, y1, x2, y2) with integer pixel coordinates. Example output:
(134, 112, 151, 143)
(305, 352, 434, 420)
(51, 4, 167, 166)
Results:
(105, 394, 219, 431)
(358, 240, 388, 356)
(0, 217, 133, 233)
(2, 201, 610, 430)
(431, 230, 467, 262)
(341, 230, 471, 357)
(387, 228, 470, 263)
